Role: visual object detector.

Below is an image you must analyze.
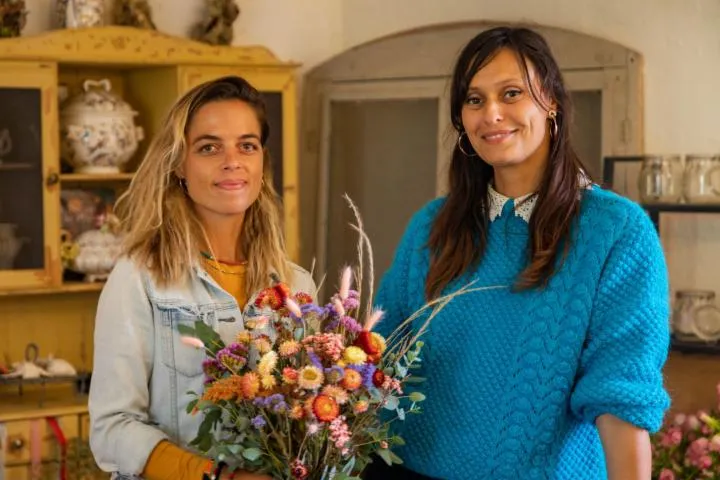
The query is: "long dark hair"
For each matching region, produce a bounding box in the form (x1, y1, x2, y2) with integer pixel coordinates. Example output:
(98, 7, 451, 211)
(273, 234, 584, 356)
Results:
(425, 26, 590, 299)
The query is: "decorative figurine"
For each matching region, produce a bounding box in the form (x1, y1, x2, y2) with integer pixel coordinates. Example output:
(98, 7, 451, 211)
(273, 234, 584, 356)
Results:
(0, 0, 27, 38)
(113, 0, 156, 30)
(191, 0, 239, 46)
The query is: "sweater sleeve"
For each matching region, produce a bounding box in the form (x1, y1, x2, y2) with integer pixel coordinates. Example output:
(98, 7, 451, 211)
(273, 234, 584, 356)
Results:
(142, 440, 210, 480)
(570, 206, 671, 433)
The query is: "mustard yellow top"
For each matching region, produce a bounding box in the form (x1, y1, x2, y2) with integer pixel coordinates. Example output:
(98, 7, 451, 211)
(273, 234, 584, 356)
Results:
(202, 256, 249, 309)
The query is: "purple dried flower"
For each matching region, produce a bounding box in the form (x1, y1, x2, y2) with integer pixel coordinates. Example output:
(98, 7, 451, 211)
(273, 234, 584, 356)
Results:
(340, 316, 362, 333)
(251, 415, 266, 429)
(308, 351, 324, 369)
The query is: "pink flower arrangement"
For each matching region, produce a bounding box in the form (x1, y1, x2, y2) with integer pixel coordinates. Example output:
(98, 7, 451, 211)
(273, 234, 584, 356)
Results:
(652, 384, 720, 479)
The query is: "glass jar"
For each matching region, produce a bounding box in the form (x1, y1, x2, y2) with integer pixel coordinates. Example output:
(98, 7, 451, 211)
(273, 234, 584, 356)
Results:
(683, 154, 720, 204)
(672, 290, 716, 341)
(638, 155, 683, 204)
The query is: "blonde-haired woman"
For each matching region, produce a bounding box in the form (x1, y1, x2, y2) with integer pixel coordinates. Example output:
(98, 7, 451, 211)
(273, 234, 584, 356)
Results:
(89, 76, 315, 480)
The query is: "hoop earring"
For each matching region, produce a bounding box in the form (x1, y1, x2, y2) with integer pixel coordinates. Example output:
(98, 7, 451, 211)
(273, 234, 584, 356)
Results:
(548, 110, 558, 140)
(178, 176, 187, 192)
(457, 132, 478, 157)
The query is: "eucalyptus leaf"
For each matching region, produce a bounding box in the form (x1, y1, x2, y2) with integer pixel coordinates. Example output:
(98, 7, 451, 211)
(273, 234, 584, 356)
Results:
(242, 447, 262, 461)
(404, 376, 426, 384)
(389, 451, 404, 464)
(383, 395, 399, 410)
(341, 456, 356, 474)
(394, 362, 408, 377)
(376, 448, 393, 466)
(390, 435, 406, 446)
(409, 392, 426, 402)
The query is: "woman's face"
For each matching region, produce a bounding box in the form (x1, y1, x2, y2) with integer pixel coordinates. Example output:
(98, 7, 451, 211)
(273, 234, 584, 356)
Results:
(461, 48, 554, 172)
(180, 99, 264, 223)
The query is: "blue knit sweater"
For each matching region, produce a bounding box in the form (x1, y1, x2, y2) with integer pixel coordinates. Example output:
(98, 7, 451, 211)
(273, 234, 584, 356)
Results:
(374, 186, 671, 480)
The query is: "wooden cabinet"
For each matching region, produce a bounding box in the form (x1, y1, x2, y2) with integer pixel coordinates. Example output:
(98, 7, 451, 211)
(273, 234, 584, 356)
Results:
(0, 26, 302, 382)
(0, 26, 301, 298)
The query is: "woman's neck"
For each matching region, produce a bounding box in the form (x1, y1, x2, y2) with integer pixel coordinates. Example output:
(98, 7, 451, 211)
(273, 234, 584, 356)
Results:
(493, 142, 549, 198)
(202, 215, 245, 263)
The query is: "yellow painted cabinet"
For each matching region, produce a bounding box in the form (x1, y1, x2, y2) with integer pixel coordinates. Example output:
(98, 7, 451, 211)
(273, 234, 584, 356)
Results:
(0, 62, 61, 290)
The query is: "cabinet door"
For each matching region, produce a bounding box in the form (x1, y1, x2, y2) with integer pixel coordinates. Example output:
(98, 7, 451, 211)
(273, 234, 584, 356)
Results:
(0, 62, 60, 289)
(177, 66, 300, 262)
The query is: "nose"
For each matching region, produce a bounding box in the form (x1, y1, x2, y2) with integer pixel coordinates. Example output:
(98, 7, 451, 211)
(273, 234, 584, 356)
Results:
(222, 149, 242, 170)
(481, 100, 504, 125)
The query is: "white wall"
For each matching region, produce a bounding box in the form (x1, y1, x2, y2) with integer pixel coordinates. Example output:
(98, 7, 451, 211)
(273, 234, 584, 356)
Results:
(340, 0, 720, 154)
(24, 0, 720, 153)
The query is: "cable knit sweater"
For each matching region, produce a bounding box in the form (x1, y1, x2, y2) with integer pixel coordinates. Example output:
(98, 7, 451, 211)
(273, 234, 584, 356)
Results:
(374, 186, 671, 480)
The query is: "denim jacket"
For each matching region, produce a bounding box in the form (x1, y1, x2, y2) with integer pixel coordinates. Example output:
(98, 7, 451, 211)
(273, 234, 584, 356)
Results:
(88, 257, 316, 477)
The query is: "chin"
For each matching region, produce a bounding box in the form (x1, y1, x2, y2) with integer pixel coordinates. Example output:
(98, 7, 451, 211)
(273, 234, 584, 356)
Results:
(480, 154, 523, 168)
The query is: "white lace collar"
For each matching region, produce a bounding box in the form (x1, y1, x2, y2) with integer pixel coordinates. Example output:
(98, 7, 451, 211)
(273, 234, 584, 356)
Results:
(487, 174, 593, 223)
(488, 184, 537, 223)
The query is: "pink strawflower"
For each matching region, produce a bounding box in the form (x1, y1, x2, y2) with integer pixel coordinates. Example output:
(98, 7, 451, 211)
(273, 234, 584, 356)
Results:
(381, 377, 403, 395)
(329, 415, 351, 450)
(660, 426, 683, 447)
(673, 413, 686, 426)
(303, 333, 345, 362)
(658, 469, 675, 480)
(686, 415, 701, 431)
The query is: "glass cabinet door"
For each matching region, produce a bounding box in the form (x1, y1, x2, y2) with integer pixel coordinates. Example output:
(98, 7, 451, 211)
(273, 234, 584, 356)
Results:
(0, 62, 60, 289)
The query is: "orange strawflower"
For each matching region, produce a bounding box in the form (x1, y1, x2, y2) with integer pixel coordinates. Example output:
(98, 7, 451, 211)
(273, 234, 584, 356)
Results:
(340, 368, 362, 391)
(312, 394, 340, 422)
(240, 372, 260, 399)
(201, 375, 243, 402)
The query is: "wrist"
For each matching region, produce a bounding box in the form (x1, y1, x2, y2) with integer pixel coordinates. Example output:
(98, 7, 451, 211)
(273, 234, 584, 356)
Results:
(201, 460, 226, 480)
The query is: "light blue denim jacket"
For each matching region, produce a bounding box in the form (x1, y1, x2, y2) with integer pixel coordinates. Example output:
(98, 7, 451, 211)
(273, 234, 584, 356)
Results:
(88, 257, 316, 477)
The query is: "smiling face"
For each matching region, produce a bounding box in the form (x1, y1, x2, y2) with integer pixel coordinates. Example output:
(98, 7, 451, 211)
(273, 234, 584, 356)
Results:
(180, 99, 264, 224)
(461, 48, 554, 174)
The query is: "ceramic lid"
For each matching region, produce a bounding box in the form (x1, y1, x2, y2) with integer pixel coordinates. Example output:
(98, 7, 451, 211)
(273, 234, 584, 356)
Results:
(61, 79, 137, 117)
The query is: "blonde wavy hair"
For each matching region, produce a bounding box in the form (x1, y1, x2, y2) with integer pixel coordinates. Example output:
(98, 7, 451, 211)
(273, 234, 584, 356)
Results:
(115, 75, 291, 295)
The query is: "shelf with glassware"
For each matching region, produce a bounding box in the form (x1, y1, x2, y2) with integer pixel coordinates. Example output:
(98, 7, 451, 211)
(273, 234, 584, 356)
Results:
(603, 155, 720, 355)
(603, 155, 720, 229)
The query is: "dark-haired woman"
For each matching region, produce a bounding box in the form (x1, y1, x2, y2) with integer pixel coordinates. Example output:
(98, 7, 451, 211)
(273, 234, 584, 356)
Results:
(367, 26, 670, 480)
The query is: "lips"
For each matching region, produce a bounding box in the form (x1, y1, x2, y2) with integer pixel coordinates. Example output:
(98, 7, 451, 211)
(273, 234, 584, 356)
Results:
(215, 179, 248, 190)
(481, 130, 517, 144)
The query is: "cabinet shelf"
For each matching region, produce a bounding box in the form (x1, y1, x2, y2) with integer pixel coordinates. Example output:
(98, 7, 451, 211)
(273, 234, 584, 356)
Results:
(0, 281, 104, 297)
(60, 172, 134, 183)
(642, 203, 720, 228)
(0, 162, 33, 171)
(671, 337, 720, 355)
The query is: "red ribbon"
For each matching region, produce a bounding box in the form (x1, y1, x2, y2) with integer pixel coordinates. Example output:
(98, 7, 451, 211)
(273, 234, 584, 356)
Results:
(45, 416, 67, 480)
